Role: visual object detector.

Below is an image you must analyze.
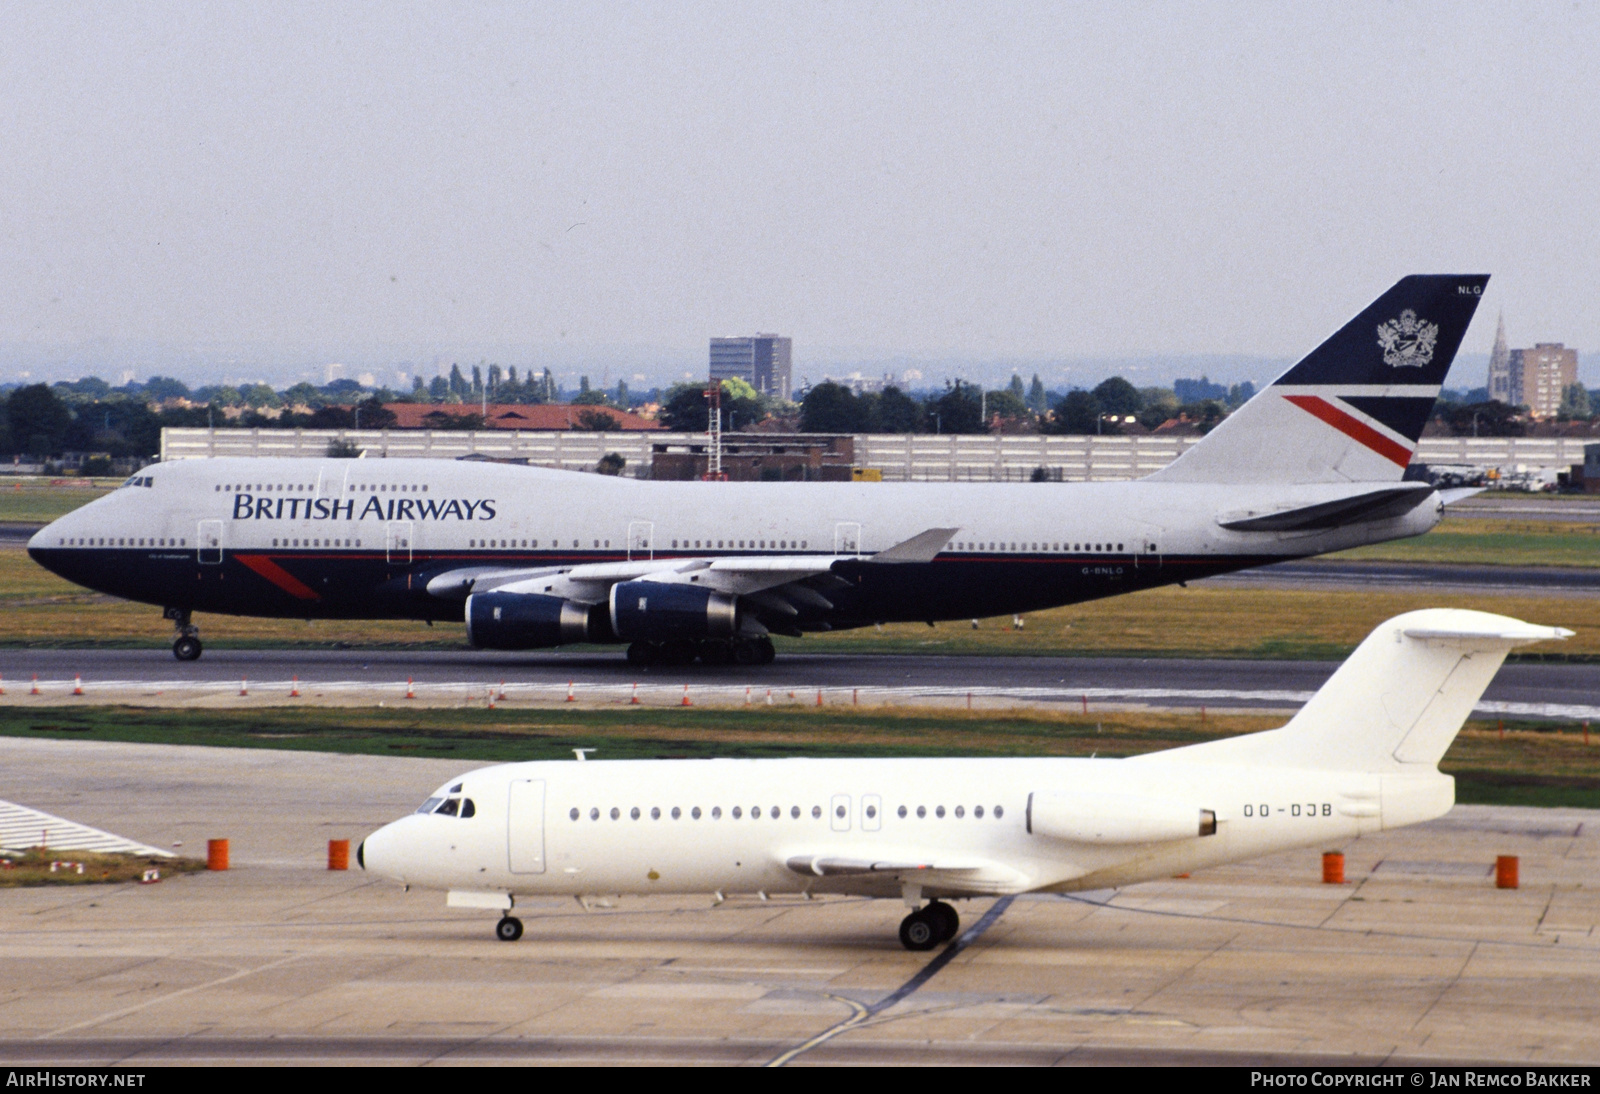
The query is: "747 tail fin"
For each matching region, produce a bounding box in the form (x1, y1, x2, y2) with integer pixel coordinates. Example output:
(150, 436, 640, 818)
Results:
(1147, 275, 1489, 484)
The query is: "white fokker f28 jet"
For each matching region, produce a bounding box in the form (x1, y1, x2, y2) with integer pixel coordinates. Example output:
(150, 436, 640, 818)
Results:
(359, 609, 1567, 949)
(30, 276, 1486, 665)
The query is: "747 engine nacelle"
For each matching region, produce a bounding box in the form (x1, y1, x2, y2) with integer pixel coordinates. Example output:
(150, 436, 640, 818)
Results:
(609, 580, 740, 642)
(465, 591, 605, 650)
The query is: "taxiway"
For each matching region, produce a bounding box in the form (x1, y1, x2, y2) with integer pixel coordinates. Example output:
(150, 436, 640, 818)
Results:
(0, 736, 1596, 1066)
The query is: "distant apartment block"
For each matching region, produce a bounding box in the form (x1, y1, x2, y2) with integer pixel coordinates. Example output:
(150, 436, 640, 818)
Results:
(710, 334, 792, 401)
(1510, 343, 1578, 419)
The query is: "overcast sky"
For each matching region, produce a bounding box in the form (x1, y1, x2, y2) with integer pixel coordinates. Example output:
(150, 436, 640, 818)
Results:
(1, 2, 1596, 386)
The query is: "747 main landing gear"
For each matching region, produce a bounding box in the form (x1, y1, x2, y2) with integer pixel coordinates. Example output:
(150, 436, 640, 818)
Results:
(165, 607, 202, 661)
(899, 901, 960, 951)
(495, 916, 524, 942)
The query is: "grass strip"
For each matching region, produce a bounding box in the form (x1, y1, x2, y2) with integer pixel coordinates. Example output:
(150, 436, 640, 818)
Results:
(5, 706, 1596, 809)
(0, 848, 205, 888)
(3, 543, 1599, 660)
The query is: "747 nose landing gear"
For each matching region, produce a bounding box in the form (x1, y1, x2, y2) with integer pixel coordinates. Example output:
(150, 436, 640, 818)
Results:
(165, 607, 202, 661)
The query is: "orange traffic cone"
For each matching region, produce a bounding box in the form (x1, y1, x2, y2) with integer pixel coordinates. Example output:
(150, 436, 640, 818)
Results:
(31, 674, 40, 696)
(405, 677, 415, 700)
(681, 684, 692, 707)
(238, 678, 247, 697)
(289, 676, 300, 698)
(630, 683, 640, 705)
(565, 681, 576, 703)
(73, 675, 84, 696)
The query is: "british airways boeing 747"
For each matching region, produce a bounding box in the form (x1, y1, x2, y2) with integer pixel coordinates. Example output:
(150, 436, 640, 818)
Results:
(28, 275, 1487, 663)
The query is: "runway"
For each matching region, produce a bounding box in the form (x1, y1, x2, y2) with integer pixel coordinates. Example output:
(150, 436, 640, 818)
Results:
(1, 736, 1597, 1066)
(2, 645, 1598, 719)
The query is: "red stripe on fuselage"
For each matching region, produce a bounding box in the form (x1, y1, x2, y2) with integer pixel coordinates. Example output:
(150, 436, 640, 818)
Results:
(235, 554, 321, 600)
(1282, 395, 1412, 468)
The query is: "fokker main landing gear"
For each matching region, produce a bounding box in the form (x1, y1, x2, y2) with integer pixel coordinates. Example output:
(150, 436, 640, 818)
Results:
(495, 916, 524, 942)
(898, 901, 960, 951)
(165, 608, 202, 661)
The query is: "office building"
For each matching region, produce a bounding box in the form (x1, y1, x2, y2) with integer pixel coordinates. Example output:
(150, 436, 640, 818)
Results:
(1509, 343, 1579, 419)
(710, 335, 792, 401)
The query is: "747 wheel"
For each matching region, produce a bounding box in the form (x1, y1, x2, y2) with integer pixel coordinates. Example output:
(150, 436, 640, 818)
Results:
(495, 916, 524, 942)
(173, 636, 202, 661)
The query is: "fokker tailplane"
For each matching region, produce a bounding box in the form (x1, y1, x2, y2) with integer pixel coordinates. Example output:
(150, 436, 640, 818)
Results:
(1149, 609, 1569, 773)
(1146, 275, 1488, 485)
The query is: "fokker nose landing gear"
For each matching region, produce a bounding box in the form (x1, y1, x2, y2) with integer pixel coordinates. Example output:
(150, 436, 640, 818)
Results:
(495, 916, 524, 942)
(898, 901, 960, 951)
(165, 608, 202, 661)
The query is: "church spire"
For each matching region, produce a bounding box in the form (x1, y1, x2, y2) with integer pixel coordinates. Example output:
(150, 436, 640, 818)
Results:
(1487, 311, 1511, 402)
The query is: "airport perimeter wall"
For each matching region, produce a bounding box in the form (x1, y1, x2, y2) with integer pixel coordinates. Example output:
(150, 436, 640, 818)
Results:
(159, 428, 1592, 482)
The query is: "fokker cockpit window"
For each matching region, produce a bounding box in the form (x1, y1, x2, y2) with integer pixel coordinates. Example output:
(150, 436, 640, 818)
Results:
(420, 796, 475, 818)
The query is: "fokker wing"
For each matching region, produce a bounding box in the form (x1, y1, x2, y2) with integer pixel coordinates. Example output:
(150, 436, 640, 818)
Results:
(783, 851, 1034, 894)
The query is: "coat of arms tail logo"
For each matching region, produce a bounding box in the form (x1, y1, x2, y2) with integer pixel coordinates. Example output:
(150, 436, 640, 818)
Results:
(1376, 309, 1439, 368)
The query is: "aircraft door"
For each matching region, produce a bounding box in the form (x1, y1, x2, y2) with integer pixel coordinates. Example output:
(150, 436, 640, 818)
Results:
(830, 794, 852, 832)
(1134, 538, 1162, 572)
(627, 520, 654, 561)
(198, 520, 223, 564)
(507, 779, 547, 874)
(834, 523, 861, 556)
(386, 520, 413, 566)
(1130, 519, 1164, 573)
(862, 794, 882, 832)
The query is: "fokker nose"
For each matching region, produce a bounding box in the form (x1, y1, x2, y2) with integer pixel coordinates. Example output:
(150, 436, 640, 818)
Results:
(358, 822, 406, 882)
